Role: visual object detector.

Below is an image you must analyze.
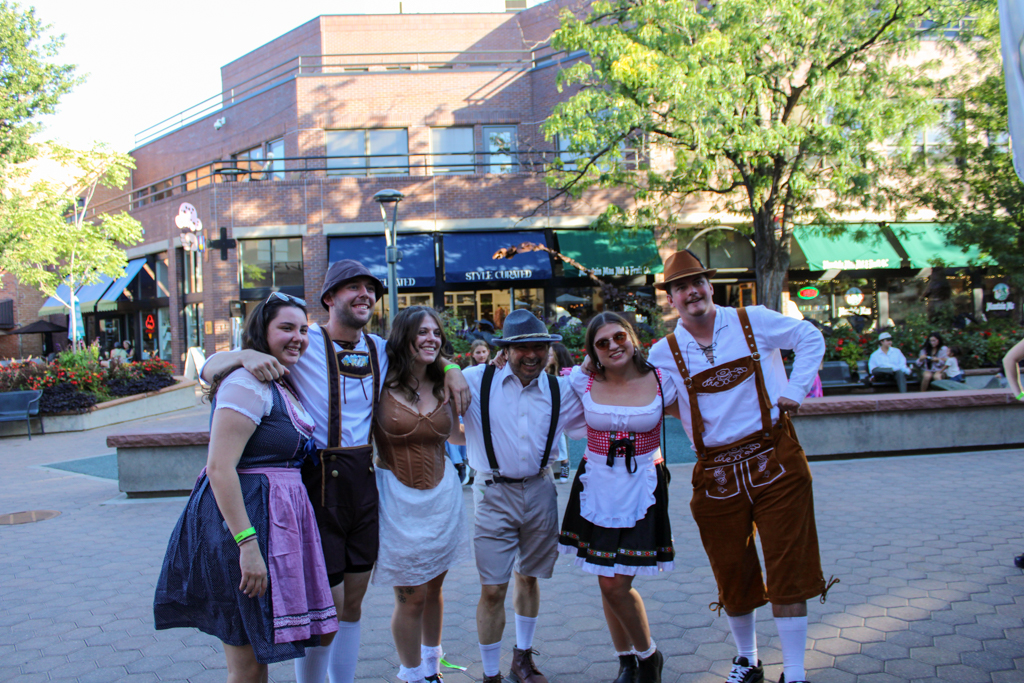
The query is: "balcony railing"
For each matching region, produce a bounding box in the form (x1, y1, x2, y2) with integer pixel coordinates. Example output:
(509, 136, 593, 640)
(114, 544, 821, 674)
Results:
(88, 148, 639, 220)
(133, 44, 572, 147)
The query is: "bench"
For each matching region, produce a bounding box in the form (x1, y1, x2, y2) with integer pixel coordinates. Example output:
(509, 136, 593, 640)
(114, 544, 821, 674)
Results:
(107, 409, 210, 497)
(0, 390, 43, 440)
(819, 360, 863, 394)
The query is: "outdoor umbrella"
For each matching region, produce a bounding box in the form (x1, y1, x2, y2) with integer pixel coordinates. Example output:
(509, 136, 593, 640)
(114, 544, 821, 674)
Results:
(8, 321, 68, 335)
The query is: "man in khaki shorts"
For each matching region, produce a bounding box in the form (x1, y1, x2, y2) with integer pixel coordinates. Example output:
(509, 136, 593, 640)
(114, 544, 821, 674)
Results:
(450, 309, 584, 683)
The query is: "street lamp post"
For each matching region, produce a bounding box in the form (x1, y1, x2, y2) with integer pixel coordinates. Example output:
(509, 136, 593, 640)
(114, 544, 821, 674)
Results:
(373, 189, 404, 328)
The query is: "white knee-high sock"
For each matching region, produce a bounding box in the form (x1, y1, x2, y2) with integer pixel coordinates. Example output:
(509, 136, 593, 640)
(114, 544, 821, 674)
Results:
(294, 644, 331, 683)
(479, 641, 502, 677)
(775, 616, 808, 682)
(421, 644, 443, 677)
(328, 620, 361, 683)
(726, 612, 758, 663)
(514, 614, 538, 650)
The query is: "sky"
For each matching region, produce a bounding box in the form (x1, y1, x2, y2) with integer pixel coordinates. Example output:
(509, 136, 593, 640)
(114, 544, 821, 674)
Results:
(27, 0, 533, 152)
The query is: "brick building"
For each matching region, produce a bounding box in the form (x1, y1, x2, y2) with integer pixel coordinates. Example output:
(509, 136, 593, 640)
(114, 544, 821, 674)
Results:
(52, 0, 675, 370)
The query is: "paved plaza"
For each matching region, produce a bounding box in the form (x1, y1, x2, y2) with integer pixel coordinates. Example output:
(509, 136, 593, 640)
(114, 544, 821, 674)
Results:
(1, 400, 1023, 683)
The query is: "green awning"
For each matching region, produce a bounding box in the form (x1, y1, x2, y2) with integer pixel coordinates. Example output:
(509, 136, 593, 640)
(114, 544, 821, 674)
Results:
(555, 230, 663, 278)
(890, 223, 981, 268)
(791, 225, 901, 271)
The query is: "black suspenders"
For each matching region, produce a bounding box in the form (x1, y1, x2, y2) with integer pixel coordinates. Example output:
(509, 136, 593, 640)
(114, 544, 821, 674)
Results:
(480, 365, 561, 479)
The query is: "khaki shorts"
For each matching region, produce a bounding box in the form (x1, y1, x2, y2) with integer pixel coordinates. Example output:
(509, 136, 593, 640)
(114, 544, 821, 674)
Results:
(690, 415, 826, 613)
(473, 471, 558, 585)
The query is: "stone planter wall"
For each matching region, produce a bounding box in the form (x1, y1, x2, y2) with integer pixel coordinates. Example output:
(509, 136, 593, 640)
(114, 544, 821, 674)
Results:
(0, 378, 198, 438)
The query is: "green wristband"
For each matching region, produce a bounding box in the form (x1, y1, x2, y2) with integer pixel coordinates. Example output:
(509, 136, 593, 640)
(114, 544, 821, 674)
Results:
(443, 363, 460, 373)
(234, 527, 256, 544)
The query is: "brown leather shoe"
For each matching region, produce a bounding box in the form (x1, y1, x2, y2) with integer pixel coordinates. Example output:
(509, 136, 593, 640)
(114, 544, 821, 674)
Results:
(509, 647, 548, 683)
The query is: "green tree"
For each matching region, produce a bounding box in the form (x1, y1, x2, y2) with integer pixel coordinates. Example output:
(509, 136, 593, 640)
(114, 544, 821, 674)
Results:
(0, 144, 144, 342)
(544, 0, 975, 310)
(0, 1, 80, 166)
(912, 6, 1023, 294)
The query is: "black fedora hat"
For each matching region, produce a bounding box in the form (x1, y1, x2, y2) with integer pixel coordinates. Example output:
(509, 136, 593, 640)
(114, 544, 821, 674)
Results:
(492, 309, 561, 346)
(319, 260, 384, 310)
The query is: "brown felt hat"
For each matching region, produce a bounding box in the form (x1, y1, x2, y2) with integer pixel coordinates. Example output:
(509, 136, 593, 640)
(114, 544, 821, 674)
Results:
(654, 250, 717, 290)
(319, 259, 384, 310)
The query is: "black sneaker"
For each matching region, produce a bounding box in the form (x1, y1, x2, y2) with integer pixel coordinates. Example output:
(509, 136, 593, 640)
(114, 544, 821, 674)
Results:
(1015, 553, 1024, 569)
(726, 656, 763, 683)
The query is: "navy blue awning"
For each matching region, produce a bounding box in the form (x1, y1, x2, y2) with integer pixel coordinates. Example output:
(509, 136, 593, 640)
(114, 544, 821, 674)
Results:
(443, 231, 552, 283)
(327, 234, 436, 288)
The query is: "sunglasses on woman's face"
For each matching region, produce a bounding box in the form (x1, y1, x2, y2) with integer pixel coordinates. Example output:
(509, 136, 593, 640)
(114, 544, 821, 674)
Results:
(267, 291, 306, 307)
(595, 331, 629, 351)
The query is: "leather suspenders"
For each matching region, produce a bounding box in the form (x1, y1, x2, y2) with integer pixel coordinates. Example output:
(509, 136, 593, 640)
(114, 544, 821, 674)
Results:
(321, 331, 380, 450)
(480, 364, 561, 480)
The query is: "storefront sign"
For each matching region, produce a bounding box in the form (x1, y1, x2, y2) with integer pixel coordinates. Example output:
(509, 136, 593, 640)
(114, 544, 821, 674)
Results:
(987, 283, 1016, 312)
(592, 266, 652, 276)
(464, 269, 534, 281)
(396, 278, 417, 287)
(822, 258, 890, 269)
(797, 286, 820, 299)
(145, 314, 156, 331)
(844, 287, 864, 306)
(176, 203, 205, 252)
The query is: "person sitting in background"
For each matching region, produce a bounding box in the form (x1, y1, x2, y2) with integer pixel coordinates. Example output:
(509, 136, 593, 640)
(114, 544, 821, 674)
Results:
(546, 342, 575, 484)
(938, 346, 965, 383)
(110, 340, 132, 362)
(868, 332, 911, 393)
(916, 332, 950, 391)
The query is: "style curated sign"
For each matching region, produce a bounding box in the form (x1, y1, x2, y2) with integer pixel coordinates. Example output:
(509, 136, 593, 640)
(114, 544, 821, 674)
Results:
(822, 258, 891, 269)
(464, 269, 534, 281)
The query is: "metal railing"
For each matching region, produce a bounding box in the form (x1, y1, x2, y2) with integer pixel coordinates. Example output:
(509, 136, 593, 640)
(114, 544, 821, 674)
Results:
(133, 44, 569, 147)
(88, 147, 638, 219)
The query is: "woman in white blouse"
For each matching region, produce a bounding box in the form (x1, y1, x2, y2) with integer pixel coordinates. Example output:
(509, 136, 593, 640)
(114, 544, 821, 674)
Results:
(558, 312, 678, 683)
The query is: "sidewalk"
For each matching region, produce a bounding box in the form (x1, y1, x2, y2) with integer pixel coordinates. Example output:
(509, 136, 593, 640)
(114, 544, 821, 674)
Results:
(1, 406, 1022, 682)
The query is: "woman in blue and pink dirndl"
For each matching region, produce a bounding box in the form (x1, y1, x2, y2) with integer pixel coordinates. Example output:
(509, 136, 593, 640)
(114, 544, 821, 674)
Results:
(155, 293, 337, 681)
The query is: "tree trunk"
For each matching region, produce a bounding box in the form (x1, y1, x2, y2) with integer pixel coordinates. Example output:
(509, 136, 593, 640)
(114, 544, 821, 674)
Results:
(752, 214, 790, 312)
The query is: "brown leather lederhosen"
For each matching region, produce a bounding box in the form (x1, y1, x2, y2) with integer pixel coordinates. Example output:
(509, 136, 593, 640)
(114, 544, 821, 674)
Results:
(301, 331, 381, 580)
(667, 307, 827, 613)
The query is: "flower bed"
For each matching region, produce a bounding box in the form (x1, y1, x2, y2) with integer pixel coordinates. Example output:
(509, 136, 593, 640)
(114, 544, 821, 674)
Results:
(0, 348, 176, 414)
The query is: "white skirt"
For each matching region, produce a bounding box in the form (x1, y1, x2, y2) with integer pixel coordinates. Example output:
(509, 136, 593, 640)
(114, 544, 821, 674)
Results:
(373, 458, 471, 587)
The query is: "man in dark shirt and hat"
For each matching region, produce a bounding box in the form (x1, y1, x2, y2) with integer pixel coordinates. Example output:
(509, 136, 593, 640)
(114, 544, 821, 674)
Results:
(202, 260, 470, 683)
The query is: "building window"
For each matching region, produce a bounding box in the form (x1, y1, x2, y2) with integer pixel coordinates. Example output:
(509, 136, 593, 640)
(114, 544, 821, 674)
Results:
(555, 134, 580, 171)
(137, 253, 171, 300)
(184, 302, 204, 352)
(233, 137, 285, 180)
(326, 129, 409, 176)
(238, 238, 304, 289)
(887, 99, 961, 163)
(180, 248, 203, 295)
(430, 127, 475, 174)
(0, 299, 13, 329)
(484, 126, 517, 173)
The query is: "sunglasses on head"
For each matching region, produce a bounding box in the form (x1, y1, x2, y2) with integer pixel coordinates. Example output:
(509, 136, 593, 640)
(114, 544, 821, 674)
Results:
(266, 292, 306, 307)
(595, 331, 629, 351)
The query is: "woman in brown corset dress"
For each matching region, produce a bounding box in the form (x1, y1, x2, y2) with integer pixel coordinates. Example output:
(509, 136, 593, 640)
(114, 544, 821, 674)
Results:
(373, 306, 470, 683)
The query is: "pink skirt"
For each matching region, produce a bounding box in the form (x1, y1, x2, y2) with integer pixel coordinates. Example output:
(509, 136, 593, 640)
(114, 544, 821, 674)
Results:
(237, 467, 338, 644)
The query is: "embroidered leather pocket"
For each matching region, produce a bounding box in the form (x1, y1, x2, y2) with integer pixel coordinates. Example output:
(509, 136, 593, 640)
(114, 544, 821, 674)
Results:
(699, 463, 741, 500)
(741, 449, 786, 489)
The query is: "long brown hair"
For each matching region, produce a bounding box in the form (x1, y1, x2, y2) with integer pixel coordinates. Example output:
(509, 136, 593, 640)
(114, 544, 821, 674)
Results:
(204, 296, 308, 399)
(384, 306, 447, 404)
(585, 312, 651, 375)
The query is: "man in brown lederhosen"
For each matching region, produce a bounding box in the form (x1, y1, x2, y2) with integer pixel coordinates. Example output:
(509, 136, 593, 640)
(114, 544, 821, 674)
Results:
(202, 260, 470, 683)
(648, 250, 833, 683)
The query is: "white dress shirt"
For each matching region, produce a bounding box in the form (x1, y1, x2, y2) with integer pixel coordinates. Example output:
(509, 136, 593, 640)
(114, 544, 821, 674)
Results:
(648, 306, 825, 449)
(868, 347, 910, 375)
(462, 363, 585, 479)
(202, 323, 389, 450)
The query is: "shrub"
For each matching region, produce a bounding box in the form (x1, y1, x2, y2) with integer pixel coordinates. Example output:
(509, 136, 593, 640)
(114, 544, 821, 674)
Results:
(39, 383, 98, 414)
(105, 374, 176, 397)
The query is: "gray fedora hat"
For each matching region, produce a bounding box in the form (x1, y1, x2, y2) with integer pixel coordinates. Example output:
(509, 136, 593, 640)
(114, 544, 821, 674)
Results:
(319, 260, 384, 310)
(492, 309, 561, 346)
